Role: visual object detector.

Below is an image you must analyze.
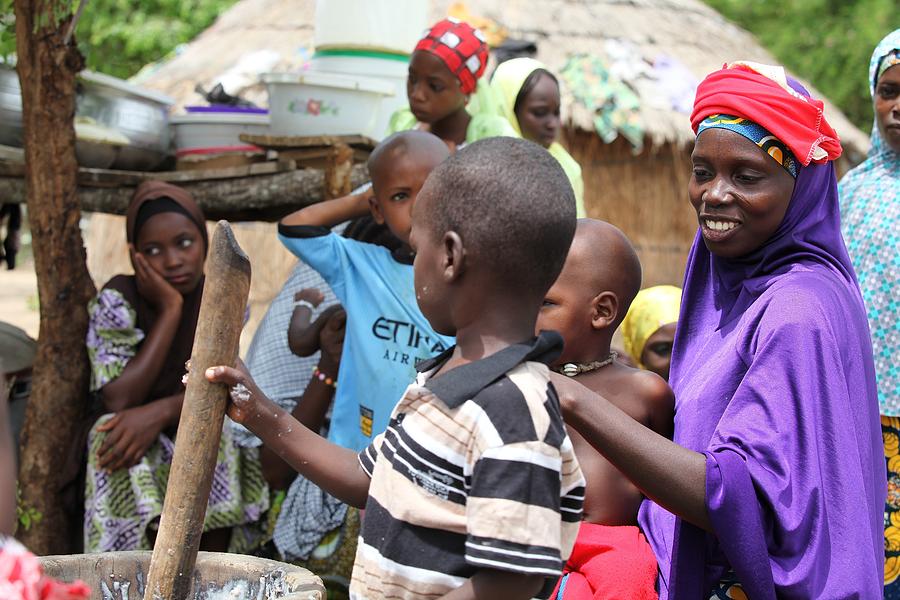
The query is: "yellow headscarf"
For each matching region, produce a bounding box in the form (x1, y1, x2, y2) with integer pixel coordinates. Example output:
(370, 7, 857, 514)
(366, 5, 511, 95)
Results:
(490, 57, 586, 217)
(620, 285, 682, 368)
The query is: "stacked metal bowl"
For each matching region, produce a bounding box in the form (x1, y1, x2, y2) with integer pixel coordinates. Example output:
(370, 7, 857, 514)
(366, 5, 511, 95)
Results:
(0, 65, 174, 171)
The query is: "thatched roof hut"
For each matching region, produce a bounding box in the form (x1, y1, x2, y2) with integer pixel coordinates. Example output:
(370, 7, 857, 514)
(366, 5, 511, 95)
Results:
(86, 0, 869, 345)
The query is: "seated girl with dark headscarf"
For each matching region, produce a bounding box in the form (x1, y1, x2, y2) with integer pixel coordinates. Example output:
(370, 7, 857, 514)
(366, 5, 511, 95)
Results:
(82, 181, 267, 554)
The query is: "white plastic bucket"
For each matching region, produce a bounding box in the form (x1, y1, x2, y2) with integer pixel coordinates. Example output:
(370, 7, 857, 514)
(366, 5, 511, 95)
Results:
(314, 0, 428, 55)
(263, 71, 394, 138)
(169, 112, 269, 155)
(311, 51, 409, 139)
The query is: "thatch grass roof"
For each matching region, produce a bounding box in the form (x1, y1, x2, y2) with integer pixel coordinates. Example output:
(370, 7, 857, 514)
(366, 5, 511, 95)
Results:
(136, 0, 869, 155)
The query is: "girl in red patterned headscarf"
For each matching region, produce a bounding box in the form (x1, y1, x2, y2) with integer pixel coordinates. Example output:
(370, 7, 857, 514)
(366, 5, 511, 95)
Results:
(388, 18, 516, 148)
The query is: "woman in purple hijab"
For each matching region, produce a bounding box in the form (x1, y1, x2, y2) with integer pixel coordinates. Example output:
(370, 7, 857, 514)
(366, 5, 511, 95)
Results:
(552, 62, 885, 599)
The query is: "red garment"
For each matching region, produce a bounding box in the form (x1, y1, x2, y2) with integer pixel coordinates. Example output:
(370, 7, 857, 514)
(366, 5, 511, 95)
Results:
(414, 18, 488, 95)
(552, 523, 658, 600)
(0, 537, 90, 600)
(691, 64, 842, 166)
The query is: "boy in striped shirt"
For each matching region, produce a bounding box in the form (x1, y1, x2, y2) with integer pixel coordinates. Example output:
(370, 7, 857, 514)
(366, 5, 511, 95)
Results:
(208, 137, 585, 599)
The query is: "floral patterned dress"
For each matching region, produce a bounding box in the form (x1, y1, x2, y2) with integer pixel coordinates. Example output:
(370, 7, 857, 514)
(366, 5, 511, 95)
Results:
(83, 288, 269, 553)
(839, 29, 900, 597)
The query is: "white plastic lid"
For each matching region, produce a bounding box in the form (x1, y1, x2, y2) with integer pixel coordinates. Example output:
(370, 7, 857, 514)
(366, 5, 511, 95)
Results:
(261, 71, 395, 96)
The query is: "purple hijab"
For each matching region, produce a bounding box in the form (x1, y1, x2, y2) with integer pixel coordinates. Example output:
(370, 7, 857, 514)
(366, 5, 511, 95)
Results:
(639, 81, 885, 597)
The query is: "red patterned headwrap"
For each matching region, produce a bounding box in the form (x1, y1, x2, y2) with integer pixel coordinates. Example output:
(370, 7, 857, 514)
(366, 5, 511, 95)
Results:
(691, 62, 842, 165)
(414, 18, 488, 95)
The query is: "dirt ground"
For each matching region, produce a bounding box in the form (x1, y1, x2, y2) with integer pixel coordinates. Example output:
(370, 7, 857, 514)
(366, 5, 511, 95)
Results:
(1, 259, 39, 339)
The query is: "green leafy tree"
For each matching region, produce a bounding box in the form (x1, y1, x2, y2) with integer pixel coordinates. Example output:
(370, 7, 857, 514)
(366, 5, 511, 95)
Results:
(0, 1, 13, 57)
(1, 0, 239, 78)
(705, 0, 900, 132)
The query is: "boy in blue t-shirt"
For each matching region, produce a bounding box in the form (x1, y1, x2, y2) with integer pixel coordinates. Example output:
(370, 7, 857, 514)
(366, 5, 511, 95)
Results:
(277, 130, 454, 452)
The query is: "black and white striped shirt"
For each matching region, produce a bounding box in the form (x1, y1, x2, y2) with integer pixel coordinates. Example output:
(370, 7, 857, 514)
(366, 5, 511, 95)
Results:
(351, 331, 585, 599)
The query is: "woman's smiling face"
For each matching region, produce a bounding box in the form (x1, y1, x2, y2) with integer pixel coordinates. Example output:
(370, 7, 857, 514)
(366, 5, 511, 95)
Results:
(689, 128, 796, 259)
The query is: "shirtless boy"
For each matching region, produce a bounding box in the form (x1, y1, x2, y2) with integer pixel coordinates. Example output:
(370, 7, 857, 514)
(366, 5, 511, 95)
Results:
(536, 218, 674, 599)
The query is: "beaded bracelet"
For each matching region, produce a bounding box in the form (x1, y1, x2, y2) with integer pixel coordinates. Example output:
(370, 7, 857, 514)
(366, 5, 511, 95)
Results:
(313, 367, 337, 388)
(293, 299, 316, 312)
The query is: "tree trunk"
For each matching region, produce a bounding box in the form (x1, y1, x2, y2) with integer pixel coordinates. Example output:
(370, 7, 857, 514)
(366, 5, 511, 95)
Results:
(14, 0, 95, 554)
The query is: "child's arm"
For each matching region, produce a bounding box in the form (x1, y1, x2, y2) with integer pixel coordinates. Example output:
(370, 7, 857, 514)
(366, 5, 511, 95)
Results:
(289, 304, 343, 357)
(439, 571, 544, 600)
(291, 308, 344, 429)
(258, 357, 336, 489)
(261, 310, 345, 489)
(645, 373, 675, 440)
(286, 287, 323, 356)
(551, 372, 710, 531)
(288, 285, 344, 359)
(280, 187, 373, 229)
(205, 364, 369, 508)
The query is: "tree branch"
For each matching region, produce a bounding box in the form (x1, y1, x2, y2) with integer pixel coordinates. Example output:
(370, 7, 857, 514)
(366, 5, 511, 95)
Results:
(63, 0, 88, 46)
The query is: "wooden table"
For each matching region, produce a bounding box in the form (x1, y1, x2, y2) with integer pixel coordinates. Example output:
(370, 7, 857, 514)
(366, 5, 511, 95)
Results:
(0, 135, 375, 222)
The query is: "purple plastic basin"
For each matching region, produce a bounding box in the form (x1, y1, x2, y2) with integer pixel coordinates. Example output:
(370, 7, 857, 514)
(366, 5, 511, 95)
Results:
(185, 105, 269, 114)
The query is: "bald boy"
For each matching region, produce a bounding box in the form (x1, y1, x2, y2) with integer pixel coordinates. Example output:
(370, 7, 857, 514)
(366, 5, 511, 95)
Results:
(536, 219, 673, 598)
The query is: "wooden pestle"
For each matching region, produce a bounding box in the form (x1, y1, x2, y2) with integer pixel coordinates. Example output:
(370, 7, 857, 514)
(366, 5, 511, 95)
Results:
(143, 221, 251, 600)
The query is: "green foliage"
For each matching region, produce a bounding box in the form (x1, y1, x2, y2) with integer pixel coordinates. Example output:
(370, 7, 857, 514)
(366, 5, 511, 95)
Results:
(76, 0, 240, 79)
(15, 483, 42, 533)
(704, 0, 900, 132)
(0, 0, 78, 55)
(0, 0, 239, 78)
(0, 0, 14, 58)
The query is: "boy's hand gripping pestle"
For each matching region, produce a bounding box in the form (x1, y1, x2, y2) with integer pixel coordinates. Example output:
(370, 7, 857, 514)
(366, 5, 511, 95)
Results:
(143, 221, 250, 600)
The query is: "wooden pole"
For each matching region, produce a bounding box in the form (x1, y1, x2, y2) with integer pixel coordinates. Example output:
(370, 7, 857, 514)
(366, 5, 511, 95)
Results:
(143, 221, 251, 600)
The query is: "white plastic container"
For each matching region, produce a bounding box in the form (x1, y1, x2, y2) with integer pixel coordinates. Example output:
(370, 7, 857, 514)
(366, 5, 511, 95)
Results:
(263, 71, 394, 138)
(310, 51, 409, 138)
(169, 112, 269, 156)
(314, 0, 428, 55)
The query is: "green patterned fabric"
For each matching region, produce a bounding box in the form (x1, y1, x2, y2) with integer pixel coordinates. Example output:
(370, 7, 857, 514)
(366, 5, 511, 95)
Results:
(387, 107, 517, 144)
(83, 288, 270, 553)
(559, 54, 645, 153)
(84, 415, 270, 552)
(86, 289, 144, 392)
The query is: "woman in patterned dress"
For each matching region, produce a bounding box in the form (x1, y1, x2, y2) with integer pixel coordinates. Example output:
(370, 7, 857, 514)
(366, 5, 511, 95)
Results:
(839, 28, 900, 598)
(82, 181, 267, 553)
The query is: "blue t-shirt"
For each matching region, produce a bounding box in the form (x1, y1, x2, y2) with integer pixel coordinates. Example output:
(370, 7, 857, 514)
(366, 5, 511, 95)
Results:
(279, 225, 454, 452)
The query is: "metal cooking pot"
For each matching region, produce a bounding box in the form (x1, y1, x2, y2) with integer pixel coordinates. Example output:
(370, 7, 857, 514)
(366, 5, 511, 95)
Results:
(0, 65, 174, 171)
(77, 71, 174, 171)
(0, 66, 24, 148)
